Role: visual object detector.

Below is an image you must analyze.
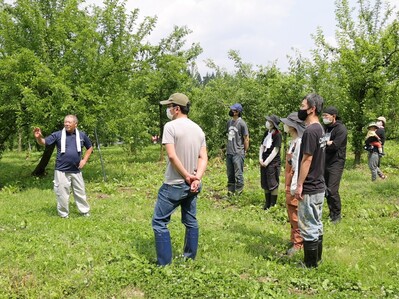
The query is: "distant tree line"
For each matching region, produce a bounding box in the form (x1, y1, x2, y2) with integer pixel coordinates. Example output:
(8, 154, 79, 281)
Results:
(0, 0, 398, 174)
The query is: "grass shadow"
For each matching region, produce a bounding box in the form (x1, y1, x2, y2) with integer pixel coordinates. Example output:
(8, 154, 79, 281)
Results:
(228, 220, 298, 266)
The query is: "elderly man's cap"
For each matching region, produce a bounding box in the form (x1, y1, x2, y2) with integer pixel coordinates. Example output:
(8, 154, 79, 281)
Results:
(160, 93, 189, 106)
(265, 115, 280, 129)
(281, 112, 305, 137)
(230, 103, 243, 112)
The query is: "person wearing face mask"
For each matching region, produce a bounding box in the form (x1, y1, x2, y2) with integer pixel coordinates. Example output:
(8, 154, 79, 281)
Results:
(322, 106, 347, 224)
(226, 103, 249, 196)
(281, 112, 305, 256)
(295, 93, 326, 268)
(259, 115, 281, 209)
(152, 93, 208, 266)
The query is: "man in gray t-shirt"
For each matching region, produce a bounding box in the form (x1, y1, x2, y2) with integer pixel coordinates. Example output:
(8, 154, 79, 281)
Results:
(226, 103, 249, 195)
(152, 93, 208, 266)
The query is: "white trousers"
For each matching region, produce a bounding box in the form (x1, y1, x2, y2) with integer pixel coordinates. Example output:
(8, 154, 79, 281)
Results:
(53, 170, 90, 217)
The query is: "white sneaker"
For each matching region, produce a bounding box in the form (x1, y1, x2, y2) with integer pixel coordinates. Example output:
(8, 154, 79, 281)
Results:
(82, 212, 90, 217)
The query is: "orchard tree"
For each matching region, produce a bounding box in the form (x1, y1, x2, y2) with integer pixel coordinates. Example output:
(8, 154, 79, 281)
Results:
(0, 0, 203, 176)
(127, 24, 202, 161)
(191, 51, 305, 157)
(311, 0, 399, 164)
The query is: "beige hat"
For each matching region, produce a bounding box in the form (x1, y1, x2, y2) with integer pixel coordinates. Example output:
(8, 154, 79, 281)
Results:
(377, 116, 386, 125)
(160, 93, 189, 106)
(367, 122, 379, 130)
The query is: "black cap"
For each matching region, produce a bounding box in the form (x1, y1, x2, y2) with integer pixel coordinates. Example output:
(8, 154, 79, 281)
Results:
(323, 106, 339, 116)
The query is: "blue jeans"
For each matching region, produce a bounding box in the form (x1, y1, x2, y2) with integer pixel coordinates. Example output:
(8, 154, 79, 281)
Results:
(226, 154, 245, 192)
(152, 183, 199, 233)
(298, 192, 324, 242)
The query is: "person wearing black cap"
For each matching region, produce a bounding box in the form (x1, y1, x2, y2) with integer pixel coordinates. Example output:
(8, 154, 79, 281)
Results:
(295, 93, 326, 268)
(226, 103, 249, 196)
(281, 112, 305, 256)
(322, 106, 347, 224)
(152, 93, 208, 266)
(259, 115, 282, 209)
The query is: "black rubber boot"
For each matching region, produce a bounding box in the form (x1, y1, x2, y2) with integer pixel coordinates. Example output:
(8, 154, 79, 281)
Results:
(270, 195, 278, 207)
(263, 192, 271, 210)
(303, 240, 318, 268)
(317, 235, 323, 263)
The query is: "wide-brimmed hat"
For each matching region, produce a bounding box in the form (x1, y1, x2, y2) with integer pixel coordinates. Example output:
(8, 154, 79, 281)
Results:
(265, 115, 280, 129)
(229, 103, 243, 112)
(377, 116, 386, 125)
(367, 122, 379, 129)
(280, 112, 305, 137)
(160, 93, 189, 106)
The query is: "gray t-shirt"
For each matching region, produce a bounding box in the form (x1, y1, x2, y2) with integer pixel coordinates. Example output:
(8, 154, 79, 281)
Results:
(226, 118, 249, 155)
(162, 118, 206, 184)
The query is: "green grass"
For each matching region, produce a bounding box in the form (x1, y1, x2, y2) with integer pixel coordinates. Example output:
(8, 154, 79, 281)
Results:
(1, 142, 399, 298)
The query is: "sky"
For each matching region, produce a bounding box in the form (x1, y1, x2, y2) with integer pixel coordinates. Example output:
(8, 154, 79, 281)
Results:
(92, 0, 399, 75)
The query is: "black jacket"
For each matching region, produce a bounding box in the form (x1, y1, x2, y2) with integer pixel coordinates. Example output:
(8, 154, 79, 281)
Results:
(325, 120, 347, 166)
(376, 127, 386, 145)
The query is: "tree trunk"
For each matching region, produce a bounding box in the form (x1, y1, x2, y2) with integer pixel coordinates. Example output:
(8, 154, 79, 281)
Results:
(31, 143, 56, 177)
(354, 150, 361, 165)
(18, 129, 22, 152)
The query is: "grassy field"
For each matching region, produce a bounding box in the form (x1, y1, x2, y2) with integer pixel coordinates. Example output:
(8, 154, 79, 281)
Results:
(1, 142, 399, 298)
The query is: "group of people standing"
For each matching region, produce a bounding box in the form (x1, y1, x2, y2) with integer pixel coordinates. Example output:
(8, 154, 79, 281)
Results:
(225, 96, 388, 268)
(151, 92, 331, 268)
(225, 94, 349, 268)
(32, 92, 387, 270)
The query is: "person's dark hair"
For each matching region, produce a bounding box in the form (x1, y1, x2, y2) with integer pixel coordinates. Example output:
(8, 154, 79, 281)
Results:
(174, 102, 190, 115)
(304, 93, 324, 115)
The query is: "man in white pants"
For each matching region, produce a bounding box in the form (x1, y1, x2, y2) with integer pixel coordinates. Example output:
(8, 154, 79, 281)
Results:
(34, 115, 93, 218)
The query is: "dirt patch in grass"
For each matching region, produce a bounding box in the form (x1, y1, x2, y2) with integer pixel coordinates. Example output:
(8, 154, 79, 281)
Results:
(96, 193, 111, 199)
(116, 286, 145, 298)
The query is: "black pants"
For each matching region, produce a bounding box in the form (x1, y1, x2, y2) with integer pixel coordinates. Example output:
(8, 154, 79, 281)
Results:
(325, 160, 345, 220)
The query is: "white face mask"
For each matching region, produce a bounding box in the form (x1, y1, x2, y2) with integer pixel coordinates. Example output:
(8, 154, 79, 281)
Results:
(283, 124, 290, 133)
(265, 121, 272, 130)
(166, 108, 174, 120)
(323, 118, 332, 125)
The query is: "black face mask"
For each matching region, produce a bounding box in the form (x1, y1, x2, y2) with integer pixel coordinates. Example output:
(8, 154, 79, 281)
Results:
(297, 108, 308, 121)
(229, 110, 234, 117)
